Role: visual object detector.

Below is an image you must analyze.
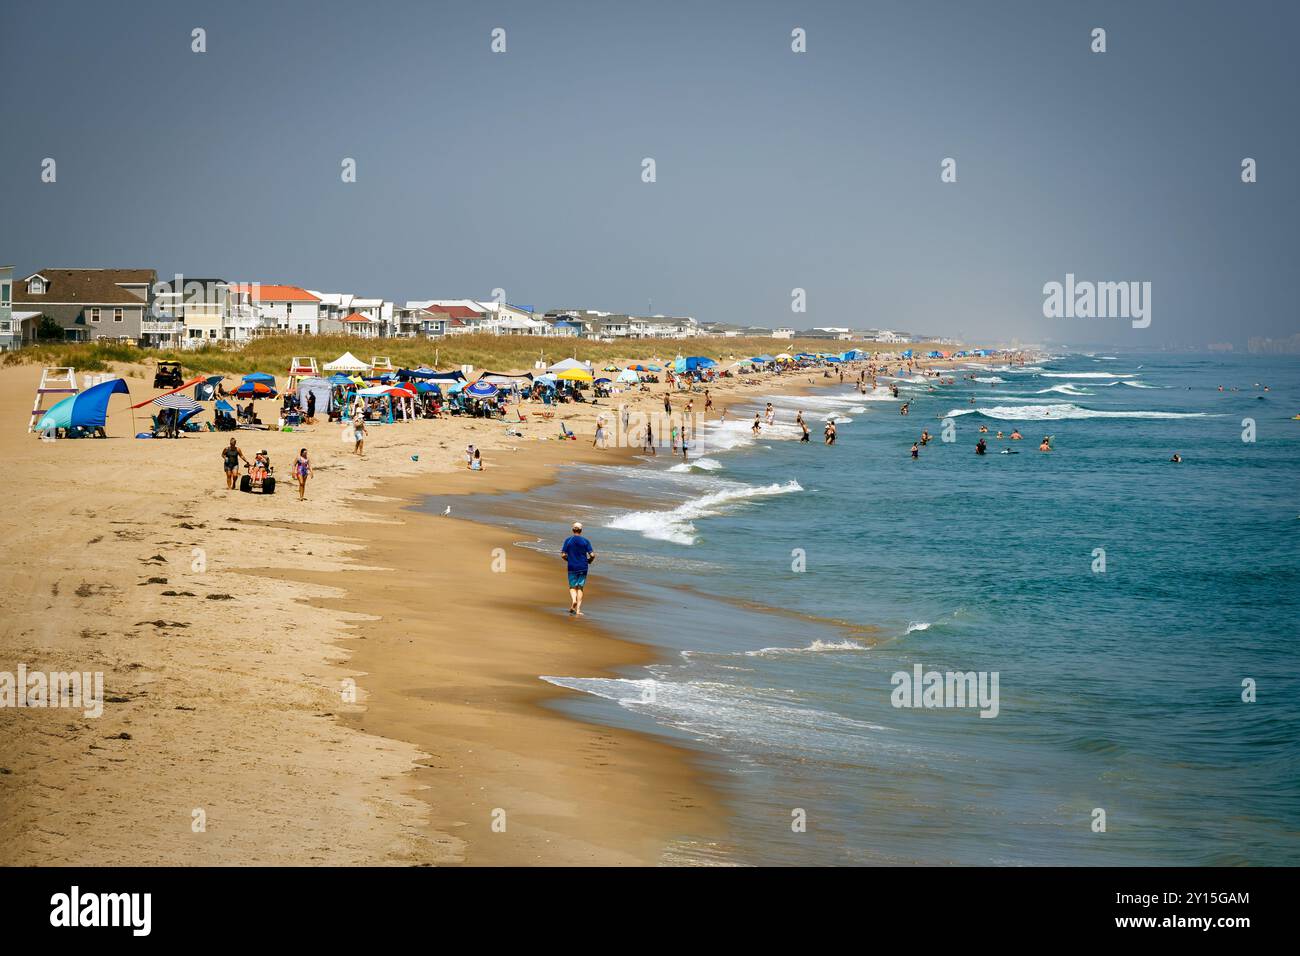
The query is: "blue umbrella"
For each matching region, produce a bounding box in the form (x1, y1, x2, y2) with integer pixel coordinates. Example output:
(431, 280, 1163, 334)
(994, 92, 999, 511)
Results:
(37, 378, 130, 431)
(242, 372, 276, 384)
(465, 381, 499, 398)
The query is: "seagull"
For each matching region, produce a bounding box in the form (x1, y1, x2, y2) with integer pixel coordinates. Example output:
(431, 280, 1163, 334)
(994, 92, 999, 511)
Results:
(442, 505, 451, 516)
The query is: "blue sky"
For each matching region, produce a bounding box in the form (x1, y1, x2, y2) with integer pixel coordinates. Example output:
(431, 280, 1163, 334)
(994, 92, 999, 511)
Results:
(2, 0, 1296, 346)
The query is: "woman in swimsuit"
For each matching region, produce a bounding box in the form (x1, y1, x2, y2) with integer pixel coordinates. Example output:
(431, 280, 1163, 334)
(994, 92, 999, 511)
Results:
(293, 448, 312, 501)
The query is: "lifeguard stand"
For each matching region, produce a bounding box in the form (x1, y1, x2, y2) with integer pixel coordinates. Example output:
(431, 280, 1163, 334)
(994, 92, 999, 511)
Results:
(28, 367, 78, 433)
(286, 355, 318, 391)
(370, 356, 394, 372)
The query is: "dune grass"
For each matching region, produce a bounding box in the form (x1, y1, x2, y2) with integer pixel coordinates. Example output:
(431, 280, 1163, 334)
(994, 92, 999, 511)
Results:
(3, 334, 940, 377)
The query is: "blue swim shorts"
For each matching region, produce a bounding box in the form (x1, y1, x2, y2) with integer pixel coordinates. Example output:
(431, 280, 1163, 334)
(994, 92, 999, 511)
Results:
(567, 572, 587, 589)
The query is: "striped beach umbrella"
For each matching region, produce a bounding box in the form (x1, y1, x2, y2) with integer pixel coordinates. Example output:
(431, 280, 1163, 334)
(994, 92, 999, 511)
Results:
(151, 393, 202, 412)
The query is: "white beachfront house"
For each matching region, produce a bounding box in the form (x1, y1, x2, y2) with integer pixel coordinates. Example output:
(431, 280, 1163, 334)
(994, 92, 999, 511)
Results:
(311, 291, 394, 335)
(232, 284, 322, 335)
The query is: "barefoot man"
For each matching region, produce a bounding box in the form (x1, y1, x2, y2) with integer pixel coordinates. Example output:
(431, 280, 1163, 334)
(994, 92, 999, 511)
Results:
(560, 521, 595, 616)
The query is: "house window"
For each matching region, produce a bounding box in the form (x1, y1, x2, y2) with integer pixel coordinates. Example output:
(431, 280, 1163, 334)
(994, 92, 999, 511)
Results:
(114, 308, 123, 323)
(1, 282, 10, 304)
(209, 329, 218, 338)
(28, 277, 45, 294)
(90, 308, 101, 323)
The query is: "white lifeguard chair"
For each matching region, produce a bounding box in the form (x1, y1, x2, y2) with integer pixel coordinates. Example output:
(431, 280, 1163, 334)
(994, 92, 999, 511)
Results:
(287, 355, 319, 391)
(370, 356, 394, 372)
(28, 367, 78, 433)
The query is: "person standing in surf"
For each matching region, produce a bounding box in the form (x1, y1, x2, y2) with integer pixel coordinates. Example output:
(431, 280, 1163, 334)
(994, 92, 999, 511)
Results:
(560, 522, 595, 616)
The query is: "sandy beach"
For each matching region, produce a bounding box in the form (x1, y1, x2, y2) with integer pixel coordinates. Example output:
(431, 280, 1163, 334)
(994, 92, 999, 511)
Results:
(1, 353, 883, 865)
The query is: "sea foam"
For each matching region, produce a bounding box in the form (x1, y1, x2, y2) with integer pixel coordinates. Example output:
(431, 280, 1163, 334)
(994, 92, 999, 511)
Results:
(606, 479, 803, 545)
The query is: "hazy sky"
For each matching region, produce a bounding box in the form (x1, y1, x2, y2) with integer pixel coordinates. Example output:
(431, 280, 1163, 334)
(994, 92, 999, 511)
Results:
(3, 0, 1297, 346)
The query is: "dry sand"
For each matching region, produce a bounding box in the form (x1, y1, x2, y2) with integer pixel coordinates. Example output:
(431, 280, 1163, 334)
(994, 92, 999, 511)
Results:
(0, 355, 985, 865)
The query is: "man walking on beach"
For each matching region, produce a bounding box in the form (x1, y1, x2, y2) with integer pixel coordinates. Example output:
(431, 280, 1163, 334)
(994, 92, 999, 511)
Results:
(560, 522, 595, 616)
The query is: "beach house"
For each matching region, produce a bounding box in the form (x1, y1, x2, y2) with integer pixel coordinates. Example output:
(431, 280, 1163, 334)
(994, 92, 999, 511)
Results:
(11, 268, 156, 343)
(232, 284, 321, 335)
(150, 276, 235, 348)
(0, 266, 38, 350)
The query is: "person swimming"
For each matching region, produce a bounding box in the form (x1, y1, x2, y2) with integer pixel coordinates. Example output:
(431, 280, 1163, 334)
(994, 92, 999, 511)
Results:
(975, 438, 987, 455)
(920, 429, 931, 446)
(1010, 429, 1023, 440)
(1170, 452, 1182, 463)
(911, 442, 920, 459)
(1039, 437, 1052, 452)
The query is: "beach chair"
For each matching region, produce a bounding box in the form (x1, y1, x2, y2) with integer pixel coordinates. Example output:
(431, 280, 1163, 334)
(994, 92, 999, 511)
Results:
(559, 423, 576, 440)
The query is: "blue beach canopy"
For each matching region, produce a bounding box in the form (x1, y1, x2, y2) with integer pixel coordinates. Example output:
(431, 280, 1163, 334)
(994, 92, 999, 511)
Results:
(37, 378, 130, 431)
(675, 356, 717, 372)
(399, 368, 466, 382)
(215, 399, 234, 413)
(901, 349, 914, 358)
(241, 372, 276, 384)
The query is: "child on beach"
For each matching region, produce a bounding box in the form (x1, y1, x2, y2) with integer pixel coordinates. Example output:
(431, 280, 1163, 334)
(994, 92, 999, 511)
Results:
(470, 449, 483, 470)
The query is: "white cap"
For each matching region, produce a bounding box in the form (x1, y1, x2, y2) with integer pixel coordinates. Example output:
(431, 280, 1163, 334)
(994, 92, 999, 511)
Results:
(572, 522, 583, 531)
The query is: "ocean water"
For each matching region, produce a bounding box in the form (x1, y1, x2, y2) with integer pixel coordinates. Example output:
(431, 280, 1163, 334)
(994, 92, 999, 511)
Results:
(433, 353, 1300, 866)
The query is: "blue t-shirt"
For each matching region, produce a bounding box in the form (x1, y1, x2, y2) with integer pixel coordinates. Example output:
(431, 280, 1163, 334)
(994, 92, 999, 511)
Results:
(561, 535, 593, 573)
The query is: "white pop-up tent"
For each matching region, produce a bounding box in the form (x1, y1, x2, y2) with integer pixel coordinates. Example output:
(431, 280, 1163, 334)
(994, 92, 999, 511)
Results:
(546, 357, 590, 373)
(324, 351, 370, 373)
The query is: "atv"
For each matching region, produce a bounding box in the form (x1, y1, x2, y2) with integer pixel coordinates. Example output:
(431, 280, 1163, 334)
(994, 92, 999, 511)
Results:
(153, 361, 184, 389)
(239, 457, 276, 495)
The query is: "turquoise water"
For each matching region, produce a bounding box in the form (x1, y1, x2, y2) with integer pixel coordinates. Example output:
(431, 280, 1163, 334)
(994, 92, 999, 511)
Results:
(437, 353, 1300, 865)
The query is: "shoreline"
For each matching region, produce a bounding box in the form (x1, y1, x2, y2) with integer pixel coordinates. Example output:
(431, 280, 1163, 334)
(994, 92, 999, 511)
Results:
(0, 353, 1000, 866)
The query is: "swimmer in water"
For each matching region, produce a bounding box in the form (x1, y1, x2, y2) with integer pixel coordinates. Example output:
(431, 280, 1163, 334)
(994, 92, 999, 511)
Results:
(920, 429, 931, 446)
(979, 424, 988, 433)
(1039, 437, 1052, 452)
(1010, 429, 1023, 440)
(1170, 452, 1182, 463)
(911, 442, 920, 459)
(975, 438, 987, 455)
